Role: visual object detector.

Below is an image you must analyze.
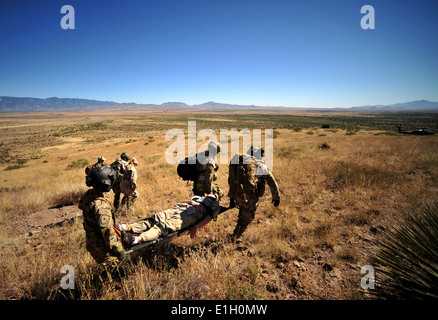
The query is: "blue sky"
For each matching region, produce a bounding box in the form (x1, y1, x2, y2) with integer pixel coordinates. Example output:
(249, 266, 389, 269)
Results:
(0, 0, 437, 108)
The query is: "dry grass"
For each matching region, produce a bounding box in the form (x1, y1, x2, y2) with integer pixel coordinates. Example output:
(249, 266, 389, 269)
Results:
(0, 110, 437, 300)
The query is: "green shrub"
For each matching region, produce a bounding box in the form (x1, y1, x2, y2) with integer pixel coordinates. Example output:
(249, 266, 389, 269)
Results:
(225, 276, 260, 300)
(373, 203, 438, 299)
(5, 164, 25, 171)
(345, 127, 360, 135)
(67, 158, 89, 168)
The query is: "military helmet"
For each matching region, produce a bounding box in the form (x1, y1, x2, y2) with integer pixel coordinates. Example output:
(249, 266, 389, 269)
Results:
(86, 166, 116, 192)
(208, 141, 221, 153)
(247, 146, 265, 159)
(120, 152, 131, 161)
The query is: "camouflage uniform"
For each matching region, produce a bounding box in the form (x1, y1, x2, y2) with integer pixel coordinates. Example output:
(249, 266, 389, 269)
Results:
(78, 189, 125, 267)
(228, 154, 280, 238)
(193, 150, 220, 196)
(129, 196, 220, 242)
(120, 162, 138, 209)
(110, 158, 128, 211)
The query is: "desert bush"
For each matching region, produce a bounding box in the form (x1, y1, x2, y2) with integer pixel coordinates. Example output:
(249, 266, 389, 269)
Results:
(373, 203, 438, 299)
(225, 276, 260, 300)
(345, 127, 359, 135)
(67, 158, 89, 168)
(16, 159, 28, 165)
(318, 142, 331, 150)
(5, 164, 25, 171)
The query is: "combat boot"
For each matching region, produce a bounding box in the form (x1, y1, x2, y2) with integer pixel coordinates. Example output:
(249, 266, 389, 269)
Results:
(228, 223, 248, 242)
(121, 230, 135, 248)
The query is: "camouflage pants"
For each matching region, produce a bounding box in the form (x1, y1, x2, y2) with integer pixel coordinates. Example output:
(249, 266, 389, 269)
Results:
(129, 203, 204, 242)
(112, 183, 122, 210)
(129, 218, 161, 242)
(232, 197, 259, 238)
(85, 236, 121, 268)
(121, 190, 138, 209)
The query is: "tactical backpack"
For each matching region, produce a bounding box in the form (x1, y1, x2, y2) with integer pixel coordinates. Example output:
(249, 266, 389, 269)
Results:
(177, 156, 199, 181)
(110, 160, 125, 181)
(123, 163, 134, 180)
(229, 154, 259, 200)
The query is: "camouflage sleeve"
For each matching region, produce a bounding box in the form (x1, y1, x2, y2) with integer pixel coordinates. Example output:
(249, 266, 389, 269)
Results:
(96, 201, 124, 254)
(228, 163, 235, 198)
(131, 168, 137, 187)
(204, 162, 215, 192)
(78, 194, 86, 210)
(264, 170, 280, 201)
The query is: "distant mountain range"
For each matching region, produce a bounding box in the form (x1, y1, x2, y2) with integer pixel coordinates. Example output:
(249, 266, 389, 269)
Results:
(0, 96, 271, 112)
(0, 96, 437, 112)
(351, 100, 438, 111)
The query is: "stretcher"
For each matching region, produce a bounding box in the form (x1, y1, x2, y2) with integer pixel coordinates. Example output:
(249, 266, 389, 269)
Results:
(120, 205, 230, 255)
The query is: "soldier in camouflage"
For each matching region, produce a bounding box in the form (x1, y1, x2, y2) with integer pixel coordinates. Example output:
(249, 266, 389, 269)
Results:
(85, 156, 108, 176)
(110, 155, 129, 211)
(193, 141, 222, 197)
(120, 157, 139, 210)
(116, 193, 227, 246)
(78, 166, 126, 267)
(228, 147, 280, 239)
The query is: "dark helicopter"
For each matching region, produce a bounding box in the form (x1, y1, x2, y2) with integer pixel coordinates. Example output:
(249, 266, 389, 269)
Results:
(397, 124, 434, 135)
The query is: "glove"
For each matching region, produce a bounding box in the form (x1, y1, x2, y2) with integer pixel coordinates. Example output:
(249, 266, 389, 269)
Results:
(272, 199, 280, 207)
(229, 198, 236, 209)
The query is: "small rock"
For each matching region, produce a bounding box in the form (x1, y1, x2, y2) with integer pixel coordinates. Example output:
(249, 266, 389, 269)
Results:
(266, 283, 279, 293)
(288, 276, 299, 289)
(322, 263, 333, 272)
(331, 268, 343, 280)
(276, 262, 285, 269)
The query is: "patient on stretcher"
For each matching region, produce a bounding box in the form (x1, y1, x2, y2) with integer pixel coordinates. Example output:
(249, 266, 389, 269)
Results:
(114, 193, 226, 247)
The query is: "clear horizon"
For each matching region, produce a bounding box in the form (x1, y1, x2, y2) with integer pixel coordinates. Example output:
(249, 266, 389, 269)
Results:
(1, 95, 437, 109)
(1, 0, 437, 108)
